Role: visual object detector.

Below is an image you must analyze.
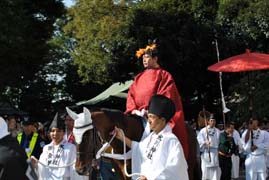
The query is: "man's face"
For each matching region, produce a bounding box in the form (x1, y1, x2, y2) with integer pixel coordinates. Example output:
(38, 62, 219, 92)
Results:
(252, 119, 259, 129)
(208, 119, 216, 128)
(226, 125, 233, 134)
(8, 118, 17, 130)
(142, 54, 157, 68)
(230, 124, 235, 132)
(22, 124, 33, 135)
(147, 113, 166, 133)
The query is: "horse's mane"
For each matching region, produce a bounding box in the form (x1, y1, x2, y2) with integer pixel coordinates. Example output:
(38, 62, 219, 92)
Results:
(100, 108, 144, 130)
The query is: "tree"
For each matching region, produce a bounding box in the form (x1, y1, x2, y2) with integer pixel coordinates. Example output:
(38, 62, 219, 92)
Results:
(0, 0, 65, 108)
(64, 0, 136, 84)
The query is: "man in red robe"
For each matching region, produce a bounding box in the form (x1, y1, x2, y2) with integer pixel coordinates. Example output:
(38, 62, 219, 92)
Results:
(125, 41, 189, 159)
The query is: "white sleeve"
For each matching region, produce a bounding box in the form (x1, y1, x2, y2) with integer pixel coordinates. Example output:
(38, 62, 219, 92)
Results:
(197, 129, 206, 150)
(131, 141, 143, 180)
(162, 140, 189, 180)
(216, 129, 221, 140)
(241, 130, 251, 153)
(234, 130, 243, 152)
(37, 145, 48, 179)
(69, 144, 88, 180)
(256, 131, 269, 151)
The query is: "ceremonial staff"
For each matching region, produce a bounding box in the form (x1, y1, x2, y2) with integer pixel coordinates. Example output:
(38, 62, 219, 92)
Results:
(203, 106, 211, 162)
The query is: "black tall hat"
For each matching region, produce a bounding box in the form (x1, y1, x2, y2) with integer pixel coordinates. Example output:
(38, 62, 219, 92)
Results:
(21, 116, 35, 126)
(49, 113, 65, 130)
(148, 94, 176, 122)
(209, 113, 216, 120)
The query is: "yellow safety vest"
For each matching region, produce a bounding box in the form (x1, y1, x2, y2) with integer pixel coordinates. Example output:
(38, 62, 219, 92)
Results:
(17, 132, 38, 158)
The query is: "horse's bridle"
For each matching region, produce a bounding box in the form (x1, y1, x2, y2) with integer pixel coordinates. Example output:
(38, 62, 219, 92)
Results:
(74, 123, 101, 176)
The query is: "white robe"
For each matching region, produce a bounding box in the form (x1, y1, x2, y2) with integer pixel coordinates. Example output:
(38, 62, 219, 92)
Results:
(131, 124, 188, 180)
(231, 129, 241, 179)
(242, 129, 269, 180)
(197, 126, 220, 180)
(38, 140, 87, 180)
(265, 131, 269, 172)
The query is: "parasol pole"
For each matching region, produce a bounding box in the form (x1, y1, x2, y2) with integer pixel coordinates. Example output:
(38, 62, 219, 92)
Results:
(247, 73, 253, 118)
(214, 39, 230, 127)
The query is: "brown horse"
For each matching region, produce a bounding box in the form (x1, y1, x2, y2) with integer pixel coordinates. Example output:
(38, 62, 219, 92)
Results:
(67, 107, 198, 180)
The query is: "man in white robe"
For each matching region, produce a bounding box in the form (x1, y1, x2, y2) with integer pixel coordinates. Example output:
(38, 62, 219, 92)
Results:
(242, 118, 269, 180)
(113, 95, 189, 180)
(197, 114, 221, 180)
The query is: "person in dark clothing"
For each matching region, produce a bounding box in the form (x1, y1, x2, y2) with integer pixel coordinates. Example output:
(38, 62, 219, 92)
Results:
(17, 117, 46, 159)
(218, 122, 236, 180)
(0, 117, 29, 180)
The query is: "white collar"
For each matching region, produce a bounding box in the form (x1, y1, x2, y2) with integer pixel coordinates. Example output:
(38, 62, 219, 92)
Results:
(152, 124, 172, 136)
(207, 125, 215, 129)
(50, 139, 67, 147)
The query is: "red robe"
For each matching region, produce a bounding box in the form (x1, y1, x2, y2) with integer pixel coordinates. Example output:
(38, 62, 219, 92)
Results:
(125, 68, 189, 159)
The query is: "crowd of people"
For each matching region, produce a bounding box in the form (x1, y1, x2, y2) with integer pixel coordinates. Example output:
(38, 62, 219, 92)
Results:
(191, 111, 269, 180)
(0, 113, 89, 180)
(3, 109, 269, 180)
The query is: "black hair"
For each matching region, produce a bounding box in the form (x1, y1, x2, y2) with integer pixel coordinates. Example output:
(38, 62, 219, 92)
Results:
(225, 122, 233, 129)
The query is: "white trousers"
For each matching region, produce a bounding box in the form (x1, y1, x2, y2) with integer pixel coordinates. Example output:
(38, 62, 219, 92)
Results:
(231, 154, 240, 178)
(245, 154, 267, 180)
(201, 159, 221, 180)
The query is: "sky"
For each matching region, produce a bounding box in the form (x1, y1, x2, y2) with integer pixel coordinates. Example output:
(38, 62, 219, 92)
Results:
(63, 0, 74, 7)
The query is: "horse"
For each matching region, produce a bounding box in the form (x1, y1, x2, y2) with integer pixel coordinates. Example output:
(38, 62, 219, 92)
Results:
(66, 107, 198, 180)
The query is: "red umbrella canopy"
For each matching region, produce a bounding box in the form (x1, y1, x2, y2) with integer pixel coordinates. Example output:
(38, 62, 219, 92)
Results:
(208, 49, 269, 72)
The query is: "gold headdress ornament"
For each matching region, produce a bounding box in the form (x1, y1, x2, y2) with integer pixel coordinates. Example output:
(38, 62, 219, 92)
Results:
(135, 43, 157, 58)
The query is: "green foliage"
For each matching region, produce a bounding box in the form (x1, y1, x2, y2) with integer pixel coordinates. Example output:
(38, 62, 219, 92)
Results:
(65, 0, 136, 84)
(0, 0, 65, 90)
(217, 0, 269, 50)
(0, 0, 65, 118)
(45, 17, 105, 107)
(226, 71, 269, 122)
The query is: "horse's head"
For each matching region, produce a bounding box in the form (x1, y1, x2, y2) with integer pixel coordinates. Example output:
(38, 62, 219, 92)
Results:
(66, 107, 100, 176)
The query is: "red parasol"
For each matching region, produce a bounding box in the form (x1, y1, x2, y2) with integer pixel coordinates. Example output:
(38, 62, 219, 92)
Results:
(208, 49, 269, 72)
(208, 48, 269, 118)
